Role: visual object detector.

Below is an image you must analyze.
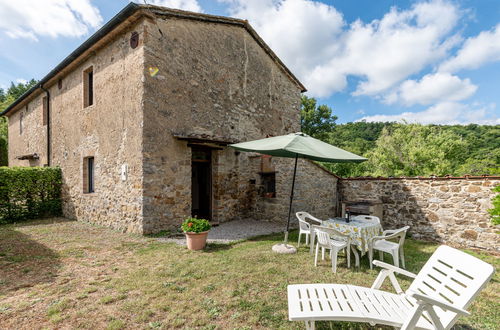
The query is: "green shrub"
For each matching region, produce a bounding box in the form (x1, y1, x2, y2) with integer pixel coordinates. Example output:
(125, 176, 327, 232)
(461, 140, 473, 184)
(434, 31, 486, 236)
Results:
(0, 166, 62, 223)
(489, 185, 500, 225)
(181, 217, 211, 233)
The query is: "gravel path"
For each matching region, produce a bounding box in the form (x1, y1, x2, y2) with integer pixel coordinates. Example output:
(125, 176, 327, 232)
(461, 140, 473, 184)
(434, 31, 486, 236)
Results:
(158, 219, 285, 245)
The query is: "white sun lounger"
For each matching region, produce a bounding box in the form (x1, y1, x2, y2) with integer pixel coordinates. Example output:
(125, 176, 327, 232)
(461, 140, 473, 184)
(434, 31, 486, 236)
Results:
(288, 245, 494, 330)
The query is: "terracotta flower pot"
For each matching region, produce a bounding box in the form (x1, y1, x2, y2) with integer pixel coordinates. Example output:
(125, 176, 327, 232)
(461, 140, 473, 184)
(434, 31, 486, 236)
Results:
(185, 231, 209, 250)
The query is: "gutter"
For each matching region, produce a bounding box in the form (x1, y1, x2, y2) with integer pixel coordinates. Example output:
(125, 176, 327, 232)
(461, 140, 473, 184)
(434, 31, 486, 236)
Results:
(40, 86, 51, 166)
(0, 2, 140, 117)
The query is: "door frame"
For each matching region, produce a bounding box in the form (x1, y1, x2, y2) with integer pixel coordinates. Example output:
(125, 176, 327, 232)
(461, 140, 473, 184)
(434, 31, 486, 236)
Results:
(191, 147, 213, 221)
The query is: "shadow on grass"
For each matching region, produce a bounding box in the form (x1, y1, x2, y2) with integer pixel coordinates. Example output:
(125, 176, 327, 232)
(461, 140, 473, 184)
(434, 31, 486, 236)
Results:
(8, 217, 74, 228)
(246, 229, 438, 275)
(179, 230, 286, 254)
(190, 228, 437, 279)
(203, 242, 236, 252)
(451, 325, 477, 330)
(0, 225, 61, 294)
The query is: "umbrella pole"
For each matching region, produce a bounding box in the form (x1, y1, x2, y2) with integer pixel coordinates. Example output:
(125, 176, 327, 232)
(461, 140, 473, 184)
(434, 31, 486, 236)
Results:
(284, 154, 298, 244)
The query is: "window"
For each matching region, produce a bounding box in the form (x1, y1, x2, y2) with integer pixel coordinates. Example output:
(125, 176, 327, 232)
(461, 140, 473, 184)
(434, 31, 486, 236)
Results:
(83, 66, 94, 107)
(83, 157, 95, 193)
(261, 172, 276, 198)
(259, 155, 276, 198)
(42, 96, 48, 126)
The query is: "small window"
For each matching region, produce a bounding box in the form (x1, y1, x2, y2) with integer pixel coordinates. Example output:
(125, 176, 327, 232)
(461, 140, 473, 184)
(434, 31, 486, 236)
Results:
(83, 156, 95, 193)
(42, 96, 48, 126)
(130, 31, 139, 49)
(261, 173, 276, 198)
(83, 66, 94, 107)
(19, 112, 24, 135)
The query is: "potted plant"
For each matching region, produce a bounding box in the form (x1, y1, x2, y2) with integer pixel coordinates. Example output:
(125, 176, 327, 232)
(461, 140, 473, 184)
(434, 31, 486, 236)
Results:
(181, 217, 211, 250)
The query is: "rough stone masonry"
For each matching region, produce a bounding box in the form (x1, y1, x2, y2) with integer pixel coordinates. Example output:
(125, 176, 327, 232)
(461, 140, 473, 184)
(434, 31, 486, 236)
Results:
(340, 177, 500, 253)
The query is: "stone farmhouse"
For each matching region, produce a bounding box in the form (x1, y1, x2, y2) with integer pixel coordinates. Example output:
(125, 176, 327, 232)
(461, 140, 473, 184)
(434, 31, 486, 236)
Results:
(2, 3, 338, 234)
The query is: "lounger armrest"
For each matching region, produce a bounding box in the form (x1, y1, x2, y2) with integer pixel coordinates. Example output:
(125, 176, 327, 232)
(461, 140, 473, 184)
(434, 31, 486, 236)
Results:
(410, 292, 470, 316)
(372, 260, 417, 278)
(371, 261, 417, 294)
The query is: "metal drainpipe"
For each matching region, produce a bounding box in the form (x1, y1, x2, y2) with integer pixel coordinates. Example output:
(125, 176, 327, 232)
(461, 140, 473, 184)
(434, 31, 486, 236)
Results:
(41, 86, 51, 166)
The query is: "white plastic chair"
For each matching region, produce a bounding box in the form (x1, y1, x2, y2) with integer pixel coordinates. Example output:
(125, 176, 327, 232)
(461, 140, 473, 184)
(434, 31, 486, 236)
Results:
(369, 226, 409, 269)
(296, 212, 323, 247)
(313, 226, 351, 273)
(288, 245, 495, 330)
(352, 214, 381, 225)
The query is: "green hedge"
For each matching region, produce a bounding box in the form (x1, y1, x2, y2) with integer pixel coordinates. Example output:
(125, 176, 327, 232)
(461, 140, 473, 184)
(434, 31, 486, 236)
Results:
(0, 167, 62, 223)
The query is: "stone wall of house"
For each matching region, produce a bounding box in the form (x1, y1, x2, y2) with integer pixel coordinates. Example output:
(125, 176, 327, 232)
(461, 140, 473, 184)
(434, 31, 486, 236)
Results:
(6, 10, 340, 235)
(7, 96, 47, 167)
(339, 177, 500, 252)
(7, 19, 147, 233)
(141, 16, 308, 233)
(248, 158, 338, 225)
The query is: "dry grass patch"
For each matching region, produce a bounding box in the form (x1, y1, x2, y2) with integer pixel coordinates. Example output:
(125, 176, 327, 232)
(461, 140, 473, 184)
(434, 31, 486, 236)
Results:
(0, 218, 498, 329)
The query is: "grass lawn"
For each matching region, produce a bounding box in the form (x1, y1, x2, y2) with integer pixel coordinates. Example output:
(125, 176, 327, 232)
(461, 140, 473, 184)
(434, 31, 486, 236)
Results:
(0, 218, 498, 329)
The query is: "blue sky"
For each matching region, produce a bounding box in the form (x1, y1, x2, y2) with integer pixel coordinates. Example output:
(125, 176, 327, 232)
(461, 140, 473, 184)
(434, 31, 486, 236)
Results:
(0, 0, 499, 124)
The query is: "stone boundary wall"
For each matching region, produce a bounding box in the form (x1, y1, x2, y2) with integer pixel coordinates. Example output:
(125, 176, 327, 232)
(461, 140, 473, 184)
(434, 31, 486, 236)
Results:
(339, 176, 500, 253)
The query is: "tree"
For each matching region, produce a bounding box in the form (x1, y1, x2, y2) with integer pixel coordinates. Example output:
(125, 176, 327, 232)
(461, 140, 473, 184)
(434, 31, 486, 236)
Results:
(457, 155, 500, 176)
(488, 185, 500, 225)
(0, 79, 38, 166)
(321, 121, 392, 177)
(300, 95, 337, 140)
(366, 123, 468, 177)
(5, 79, 37, 100)
(0, 116, 8, 166)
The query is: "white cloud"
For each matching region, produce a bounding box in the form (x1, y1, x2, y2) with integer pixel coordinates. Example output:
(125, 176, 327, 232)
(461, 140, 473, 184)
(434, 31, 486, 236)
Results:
(140, 0, 203, 12)
(359, 102, 499, 125)
(385, 72, 477, 106)
(439, 24, 500, 72)
(222, 0, 461, 98)
(222, 0, 344, 93)
(345, 1, 461, 96)
(15, 78, 28, 84)
(0, 0, 103, 41)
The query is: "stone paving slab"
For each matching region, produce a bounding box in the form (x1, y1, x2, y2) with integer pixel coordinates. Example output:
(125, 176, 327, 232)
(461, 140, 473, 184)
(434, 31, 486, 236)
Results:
(158, 219, 285, 245)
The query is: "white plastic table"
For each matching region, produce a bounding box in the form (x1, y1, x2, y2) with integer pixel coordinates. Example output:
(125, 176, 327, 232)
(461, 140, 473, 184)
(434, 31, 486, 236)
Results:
(309, 217, 382, 256)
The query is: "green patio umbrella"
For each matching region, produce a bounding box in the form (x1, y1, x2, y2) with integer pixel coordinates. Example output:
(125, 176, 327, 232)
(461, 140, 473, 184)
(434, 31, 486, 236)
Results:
(230, 132, 366, 252)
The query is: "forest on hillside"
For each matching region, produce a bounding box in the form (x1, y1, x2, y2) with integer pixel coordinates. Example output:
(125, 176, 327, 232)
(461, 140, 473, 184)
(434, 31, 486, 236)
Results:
(0, 83, 499, 178)
(300, 96, 499, 178)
